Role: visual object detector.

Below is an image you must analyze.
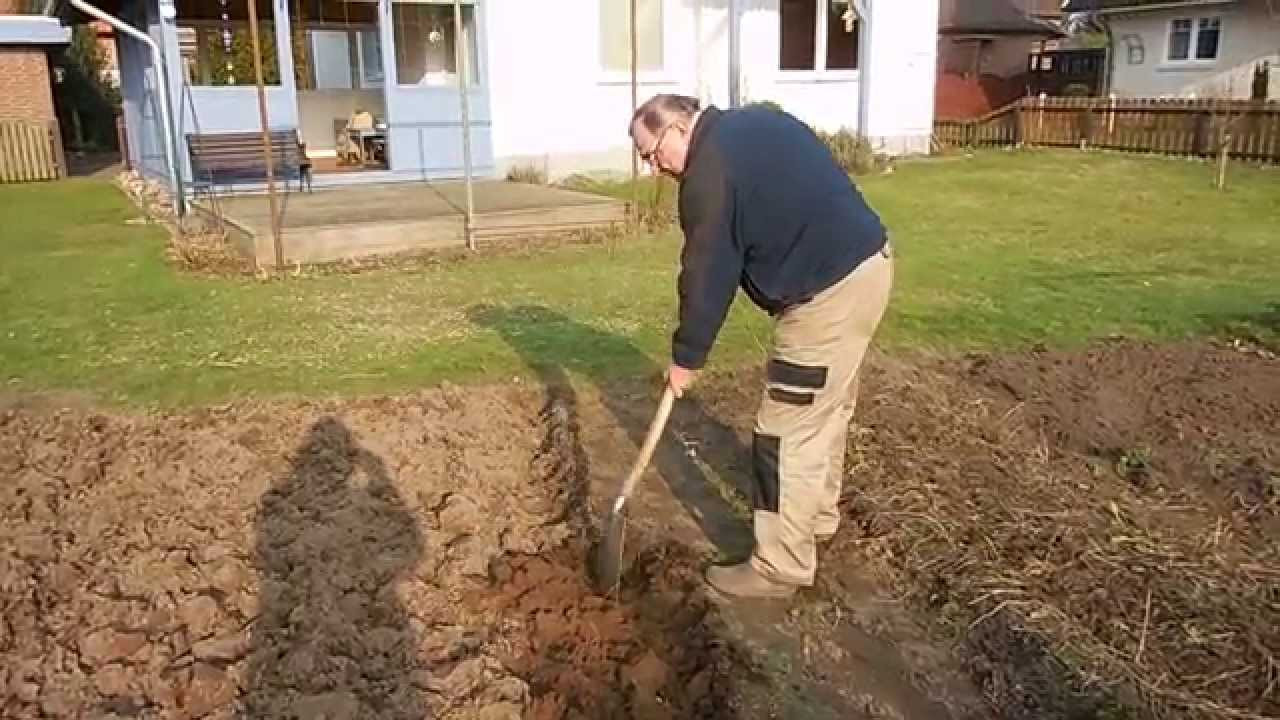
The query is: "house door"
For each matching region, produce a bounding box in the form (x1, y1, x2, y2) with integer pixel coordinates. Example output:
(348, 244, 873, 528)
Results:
(380, 0, 492, 178)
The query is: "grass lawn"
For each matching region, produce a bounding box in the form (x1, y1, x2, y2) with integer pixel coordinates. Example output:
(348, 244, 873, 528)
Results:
(1, 150, 1277, 406)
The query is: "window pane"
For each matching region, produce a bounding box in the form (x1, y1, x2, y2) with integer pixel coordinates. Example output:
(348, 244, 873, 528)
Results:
(310, 30, 353, 89)
(1168, 18, 1191, 61)
(825, 3, 858, 70)
(1195, 17, 1220, 60)
(780, 0, 816, 70)
(393, 2, 478, 86)
(359, 30, 384, 87)
(177, 0, 282, 87)
(293, 0, 381, 90)
(600, 0, 663, 72)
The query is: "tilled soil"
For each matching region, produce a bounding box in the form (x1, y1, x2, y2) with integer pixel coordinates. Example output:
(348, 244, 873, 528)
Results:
(2, 338, 1276, 720)
(0, 386, 734, 720)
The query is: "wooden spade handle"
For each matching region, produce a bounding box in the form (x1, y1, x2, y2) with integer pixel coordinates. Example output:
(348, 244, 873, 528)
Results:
(611, 385, 676, 513)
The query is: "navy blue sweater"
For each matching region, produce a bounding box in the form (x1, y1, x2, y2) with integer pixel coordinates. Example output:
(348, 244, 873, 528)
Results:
(672, 105, 887, 370)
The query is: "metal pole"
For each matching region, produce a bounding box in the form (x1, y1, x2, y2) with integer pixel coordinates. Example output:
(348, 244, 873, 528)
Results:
(629, 0, 638, 231)
(246, 0, 284, 268)
(454, 0, 475, 250)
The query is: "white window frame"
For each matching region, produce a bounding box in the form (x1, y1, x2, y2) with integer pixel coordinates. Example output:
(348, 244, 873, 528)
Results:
(1164, 15, 1222, 65)
(777, 0, 860, 83)
(597, 0, 673, 86)
(390, 0, 481, 90)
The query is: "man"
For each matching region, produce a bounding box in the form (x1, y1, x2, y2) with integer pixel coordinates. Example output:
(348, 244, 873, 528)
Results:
(629, 94, 893, 599)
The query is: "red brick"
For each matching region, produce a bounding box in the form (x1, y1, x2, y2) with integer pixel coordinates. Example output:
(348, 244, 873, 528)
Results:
(0, 48, 57, 123)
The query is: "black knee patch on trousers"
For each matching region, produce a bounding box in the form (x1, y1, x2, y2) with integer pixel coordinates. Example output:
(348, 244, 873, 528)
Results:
(767, 358, 827, 389)
(768, 387, 815, 406)
(752, 433, 781, 513)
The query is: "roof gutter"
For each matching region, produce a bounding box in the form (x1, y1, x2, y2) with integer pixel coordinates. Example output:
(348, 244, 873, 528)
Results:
(64, 0, 184, 215)
(1093, 0, 1237, 14)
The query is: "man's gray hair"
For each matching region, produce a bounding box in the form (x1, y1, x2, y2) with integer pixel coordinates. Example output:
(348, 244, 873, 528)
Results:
(630, 94, 701, 136)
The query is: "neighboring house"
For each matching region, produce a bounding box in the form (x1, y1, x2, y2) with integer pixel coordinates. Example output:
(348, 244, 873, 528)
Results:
(1065, 0, 1280, 99)
(0, 2, 72, 127)
(936, 0, 1063, 117)
(939, 0, 1062, 78)
(54, 0, 938, 201)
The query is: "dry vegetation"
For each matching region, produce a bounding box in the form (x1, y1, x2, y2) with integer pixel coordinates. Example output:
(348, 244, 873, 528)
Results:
(829, 341, 1279, 720)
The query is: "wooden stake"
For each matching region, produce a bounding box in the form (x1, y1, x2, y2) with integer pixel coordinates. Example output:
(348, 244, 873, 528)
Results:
(454, 0, 475, 250)
(1217, 133, 1230, 190)
(246, 0, 284, 268)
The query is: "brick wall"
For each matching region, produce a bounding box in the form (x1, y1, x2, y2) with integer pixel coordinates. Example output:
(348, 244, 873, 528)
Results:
(0, 48, 57, 123)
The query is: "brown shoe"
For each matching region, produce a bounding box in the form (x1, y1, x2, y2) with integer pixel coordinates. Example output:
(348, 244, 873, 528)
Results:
(705, 562, 797, 599)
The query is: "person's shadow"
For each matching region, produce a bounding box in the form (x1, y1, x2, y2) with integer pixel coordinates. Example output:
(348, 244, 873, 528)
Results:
(241, 417, 427, 718)
(468, 304, 755, 561)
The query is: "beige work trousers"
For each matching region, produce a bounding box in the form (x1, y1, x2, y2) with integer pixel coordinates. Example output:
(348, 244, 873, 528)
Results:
(749, 243, 893, 586)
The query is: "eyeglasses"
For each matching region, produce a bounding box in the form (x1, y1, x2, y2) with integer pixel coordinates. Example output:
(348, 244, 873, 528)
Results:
(639, 122, 675, 165)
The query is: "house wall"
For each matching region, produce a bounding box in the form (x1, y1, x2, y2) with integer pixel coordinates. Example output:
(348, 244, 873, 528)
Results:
(0, 47, 56, 122)
(483, 0, 725, 179)
(862, 0, 939, 154)
(1107, 0, 1280, 98)
(485, 0, 938, 179)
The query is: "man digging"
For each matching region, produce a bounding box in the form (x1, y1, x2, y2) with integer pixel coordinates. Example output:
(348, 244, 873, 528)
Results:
(629, 94, 894, 599)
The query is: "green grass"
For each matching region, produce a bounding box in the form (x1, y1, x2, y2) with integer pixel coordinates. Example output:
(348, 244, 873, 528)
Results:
(1, 150, 1277, 406)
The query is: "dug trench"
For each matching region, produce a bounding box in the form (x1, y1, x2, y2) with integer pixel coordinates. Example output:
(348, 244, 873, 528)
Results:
(1, 337, 1277, 720)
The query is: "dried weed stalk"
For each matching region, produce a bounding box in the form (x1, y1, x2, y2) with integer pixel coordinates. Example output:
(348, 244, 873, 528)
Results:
(842, 361, 1279, 720)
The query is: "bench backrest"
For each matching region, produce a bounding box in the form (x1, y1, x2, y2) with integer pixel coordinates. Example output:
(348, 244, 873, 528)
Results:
(187, 131, 303, 175)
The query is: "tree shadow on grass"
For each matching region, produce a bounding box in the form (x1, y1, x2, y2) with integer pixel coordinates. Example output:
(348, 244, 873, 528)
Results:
(1198, 302, 1280, 348)
(467, 304, 755, 560)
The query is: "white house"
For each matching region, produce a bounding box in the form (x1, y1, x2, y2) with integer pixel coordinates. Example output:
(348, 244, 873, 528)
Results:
(59, 0, 939, 200)
(1067, 0, 1280, 99)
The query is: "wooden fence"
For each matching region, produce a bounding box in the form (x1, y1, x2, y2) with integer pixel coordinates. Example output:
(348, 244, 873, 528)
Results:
(0, 119, 65, 184)
(935, 97, 1280, 164)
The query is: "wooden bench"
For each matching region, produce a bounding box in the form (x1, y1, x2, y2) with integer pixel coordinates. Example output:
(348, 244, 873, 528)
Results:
(187, 130, 313, 195)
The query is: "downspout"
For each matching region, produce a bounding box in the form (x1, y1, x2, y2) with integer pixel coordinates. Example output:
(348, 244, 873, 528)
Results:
(852, 0, 871, 139)
(728, 0, 740, 107)
(67, 0, 184, 215)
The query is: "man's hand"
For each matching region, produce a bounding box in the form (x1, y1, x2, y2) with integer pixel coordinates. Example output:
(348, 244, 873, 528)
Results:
(667, 363, 698, 398)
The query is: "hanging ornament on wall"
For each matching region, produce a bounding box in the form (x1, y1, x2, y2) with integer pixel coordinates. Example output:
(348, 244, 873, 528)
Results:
(219, 0, 234, 83)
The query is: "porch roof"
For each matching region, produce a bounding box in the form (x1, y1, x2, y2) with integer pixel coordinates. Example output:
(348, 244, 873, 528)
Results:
(1062, 0, 1239, 12)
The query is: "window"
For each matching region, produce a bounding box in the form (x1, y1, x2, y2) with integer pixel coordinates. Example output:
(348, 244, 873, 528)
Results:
(780, 0, 859, 72)
(1168, 18, 1192, 60)
(825, 1, 857, 70)
(392, 1, 479, 86)
(1167, 16, 1220, 62)
(292, 0, 383, 91)
(1194, 17, 1220, 60)
(177, 0, 282, 87)
(600, 0, 663, 73)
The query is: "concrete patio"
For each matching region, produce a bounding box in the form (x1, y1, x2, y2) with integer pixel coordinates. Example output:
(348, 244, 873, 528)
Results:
(196, 180, 626, 267)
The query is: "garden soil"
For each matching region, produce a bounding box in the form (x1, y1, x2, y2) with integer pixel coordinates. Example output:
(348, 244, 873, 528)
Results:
(2, 339, 1276, 720)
